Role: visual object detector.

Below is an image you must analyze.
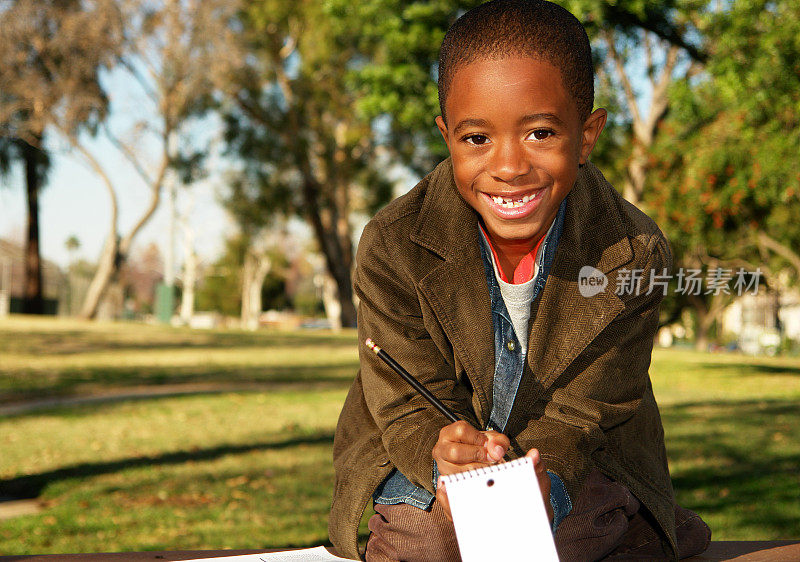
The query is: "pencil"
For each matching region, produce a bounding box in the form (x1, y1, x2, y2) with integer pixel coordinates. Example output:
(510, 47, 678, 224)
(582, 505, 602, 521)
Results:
(365, 338, 462, 425)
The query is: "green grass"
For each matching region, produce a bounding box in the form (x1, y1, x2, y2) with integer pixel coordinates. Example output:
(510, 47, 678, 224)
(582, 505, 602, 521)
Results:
(1, 316, 799, 554)
(1, 390, 344, 553)
(649, 349, 800, 540)
(0, 317, 358, 403)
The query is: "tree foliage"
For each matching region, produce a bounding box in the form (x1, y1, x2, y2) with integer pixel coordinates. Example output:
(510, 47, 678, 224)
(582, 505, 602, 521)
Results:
(221, 0, 395, 328)
(648, 0, 800, 284)
(196, 234, 289, 317)
(326, 0, 705, 175)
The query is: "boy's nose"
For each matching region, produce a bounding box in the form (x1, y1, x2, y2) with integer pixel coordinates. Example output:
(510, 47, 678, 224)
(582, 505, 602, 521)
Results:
(488, 140, 530, 183)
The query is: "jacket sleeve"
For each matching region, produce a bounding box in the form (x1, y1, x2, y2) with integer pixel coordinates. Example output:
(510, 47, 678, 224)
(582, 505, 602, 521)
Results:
(514, 231, 672, 502)
(353, 220, 478, 494)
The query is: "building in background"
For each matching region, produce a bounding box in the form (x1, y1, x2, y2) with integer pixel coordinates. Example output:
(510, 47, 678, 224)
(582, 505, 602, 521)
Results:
(721, 291, 800, 355)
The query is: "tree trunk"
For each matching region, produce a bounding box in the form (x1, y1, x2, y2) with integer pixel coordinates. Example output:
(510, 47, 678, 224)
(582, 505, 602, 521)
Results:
(22, 139, 44, 315)
(330, 258, 357, 328)
(79, 232, 119, 319)
(689, 292, 728, 351)
(71, 127, 166, 320)
(241, 251, 271, 331)
(624, 142, 648, 206)
(694, 306, 710, 352)
(179, 224, 197, 324)
(318, 273, 342, 331)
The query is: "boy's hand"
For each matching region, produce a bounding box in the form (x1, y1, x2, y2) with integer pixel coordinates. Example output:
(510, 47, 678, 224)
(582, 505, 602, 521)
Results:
(432, 420, 508, 521)
(435, 444, 553, 524)
(432, 420, 509, 475)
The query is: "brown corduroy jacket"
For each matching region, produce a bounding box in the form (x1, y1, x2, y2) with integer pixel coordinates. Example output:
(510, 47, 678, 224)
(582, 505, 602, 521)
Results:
(329, 158, 678, 560)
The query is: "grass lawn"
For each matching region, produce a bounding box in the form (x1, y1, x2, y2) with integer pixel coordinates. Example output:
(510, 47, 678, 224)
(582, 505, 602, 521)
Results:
(1, 316, 799, 554)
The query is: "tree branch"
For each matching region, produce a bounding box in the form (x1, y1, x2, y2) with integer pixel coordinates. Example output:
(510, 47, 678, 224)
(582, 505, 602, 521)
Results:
(119, 132, 169, 256)
(756, 231, 800, 278)
(102, 122, 155, 186)
(58, 125, 118, 234)
(604, 4, 707, 63)
(603, 29, 642, 127)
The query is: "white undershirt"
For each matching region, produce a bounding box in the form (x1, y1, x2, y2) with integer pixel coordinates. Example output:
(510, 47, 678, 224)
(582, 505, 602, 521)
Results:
(479, 219, 555, 352)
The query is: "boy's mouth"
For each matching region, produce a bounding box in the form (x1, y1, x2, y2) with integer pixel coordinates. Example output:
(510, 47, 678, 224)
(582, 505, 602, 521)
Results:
(481, 188, 546, 216)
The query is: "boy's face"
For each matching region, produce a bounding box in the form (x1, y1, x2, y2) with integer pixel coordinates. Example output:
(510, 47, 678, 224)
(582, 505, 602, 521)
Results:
(436, 57, 606, 251)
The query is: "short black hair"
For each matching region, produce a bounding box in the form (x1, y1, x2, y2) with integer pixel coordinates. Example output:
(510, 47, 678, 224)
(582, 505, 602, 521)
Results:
(438, 0, 594, 124)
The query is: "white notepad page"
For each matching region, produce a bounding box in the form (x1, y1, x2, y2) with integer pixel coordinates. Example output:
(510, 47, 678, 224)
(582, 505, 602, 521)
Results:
(441, 456, 560, 562)
(183, 546, 351, 561)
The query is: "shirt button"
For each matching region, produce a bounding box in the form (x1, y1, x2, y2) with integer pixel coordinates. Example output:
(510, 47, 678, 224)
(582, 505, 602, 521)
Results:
(507, 340, 516, 351)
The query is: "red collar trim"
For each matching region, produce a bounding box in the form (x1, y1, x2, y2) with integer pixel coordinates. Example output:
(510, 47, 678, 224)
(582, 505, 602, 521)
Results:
(478, 224, 546, 284)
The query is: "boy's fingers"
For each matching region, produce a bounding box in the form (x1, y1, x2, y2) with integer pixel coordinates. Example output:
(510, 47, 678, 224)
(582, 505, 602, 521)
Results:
(434, 441, 488, 465)
(483, 430, 510, 461)
(525, 448, 554, 522)
(526, 447, 544, 469)
(435, 479, 453, 522)
(439, 420, 487, 446)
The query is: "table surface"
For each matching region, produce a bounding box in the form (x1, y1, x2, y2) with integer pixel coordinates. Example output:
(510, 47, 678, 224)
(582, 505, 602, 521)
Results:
(1, 542, 799, 561)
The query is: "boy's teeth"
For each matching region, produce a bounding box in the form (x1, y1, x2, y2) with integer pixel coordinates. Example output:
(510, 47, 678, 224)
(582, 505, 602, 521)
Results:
(491, 193, 535, 208)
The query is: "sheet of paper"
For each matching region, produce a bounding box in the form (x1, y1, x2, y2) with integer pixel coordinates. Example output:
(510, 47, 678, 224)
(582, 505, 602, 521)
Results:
(182, 546, 353, 561)
(441, 456, 559, 562)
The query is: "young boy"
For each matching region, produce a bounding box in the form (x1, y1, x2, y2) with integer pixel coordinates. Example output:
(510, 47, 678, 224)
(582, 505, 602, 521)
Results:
(329, 1, 710, 560)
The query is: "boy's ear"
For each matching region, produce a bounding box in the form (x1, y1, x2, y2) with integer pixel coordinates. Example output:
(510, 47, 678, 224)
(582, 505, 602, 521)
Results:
(579, 108, 607, 165)
(435, 115, 451, 150)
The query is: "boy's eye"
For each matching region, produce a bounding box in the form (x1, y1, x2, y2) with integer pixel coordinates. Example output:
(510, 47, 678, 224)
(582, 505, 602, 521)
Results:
(528, 129, 554, 141)
(464, 134, 490, 145)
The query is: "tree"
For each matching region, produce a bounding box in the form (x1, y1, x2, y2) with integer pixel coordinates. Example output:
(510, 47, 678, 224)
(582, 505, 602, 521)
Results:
(195, 234, 289, 318)
(329, 0, 705, 176)
(196, 236, 247, 317)
(647, 0, 800, 347)
(65, 235, 81, 258)
(222, 0, 395, 329)
(73, 0, 242, 319)
(0, 137, 50, 314)
(0, 0, 119, 314)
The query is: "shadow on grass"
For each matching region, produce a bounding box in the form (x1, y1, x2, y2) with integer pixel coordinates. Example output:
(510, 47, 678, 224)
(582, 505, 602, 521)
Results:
(0, 328, 357, 357)
(0, 363, 356, 405)
(692, 361, 800, 377)
(662, 399, 800, 538)
(0, 432, 335, 502)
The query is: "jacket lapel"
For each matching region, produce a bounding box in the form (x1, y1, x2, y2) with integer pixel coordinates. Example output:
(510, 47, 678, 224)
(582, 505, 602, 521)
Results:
(413, 159, 495, 423)
(522, 163, 634, 400)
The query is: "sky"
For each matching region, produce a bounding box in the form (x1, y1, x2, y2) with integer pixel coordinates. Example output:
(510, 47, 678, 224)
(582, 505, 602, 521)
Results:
(0, 137, 233, 270)
(0, 64, 237, 271)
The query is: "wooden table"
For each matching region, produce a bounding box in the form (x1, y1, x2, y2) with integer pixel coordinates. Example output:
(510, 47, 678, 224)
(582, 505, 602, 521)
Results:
(1, 542, 799, 561)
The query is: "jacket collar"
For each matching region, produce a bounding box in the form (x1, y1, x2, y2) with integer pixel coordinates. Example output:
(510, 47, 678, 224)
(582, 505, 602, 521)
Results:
(411, 159, 635, 425)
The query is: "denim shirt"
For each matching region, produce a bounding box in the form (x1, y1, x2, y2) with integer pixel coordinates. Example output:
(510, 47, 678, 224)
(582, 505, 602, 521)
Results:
(374, 200, 572, 530)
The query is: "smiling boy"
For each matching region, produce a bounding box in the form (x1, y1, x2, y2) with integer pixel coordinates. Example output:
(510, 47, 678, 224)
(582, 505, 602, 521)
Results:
(329, 1, 709, 560)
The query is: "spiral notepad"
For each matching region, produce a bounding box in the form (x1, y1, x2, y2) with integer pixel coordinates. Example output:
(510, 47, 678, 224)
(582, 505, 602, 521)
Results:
(441, 457, 559, 561)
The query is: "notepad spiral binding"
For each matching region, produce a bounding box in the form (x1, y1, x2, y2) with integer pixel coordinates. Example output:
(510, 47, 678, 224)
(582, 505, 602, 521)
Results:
(441, 456, 532, 482)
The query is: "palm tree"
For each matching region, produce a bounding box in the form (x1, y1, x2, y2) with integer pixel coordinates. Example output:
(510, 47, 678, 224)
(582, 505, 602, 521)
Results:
(0, 133, 51, 314)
